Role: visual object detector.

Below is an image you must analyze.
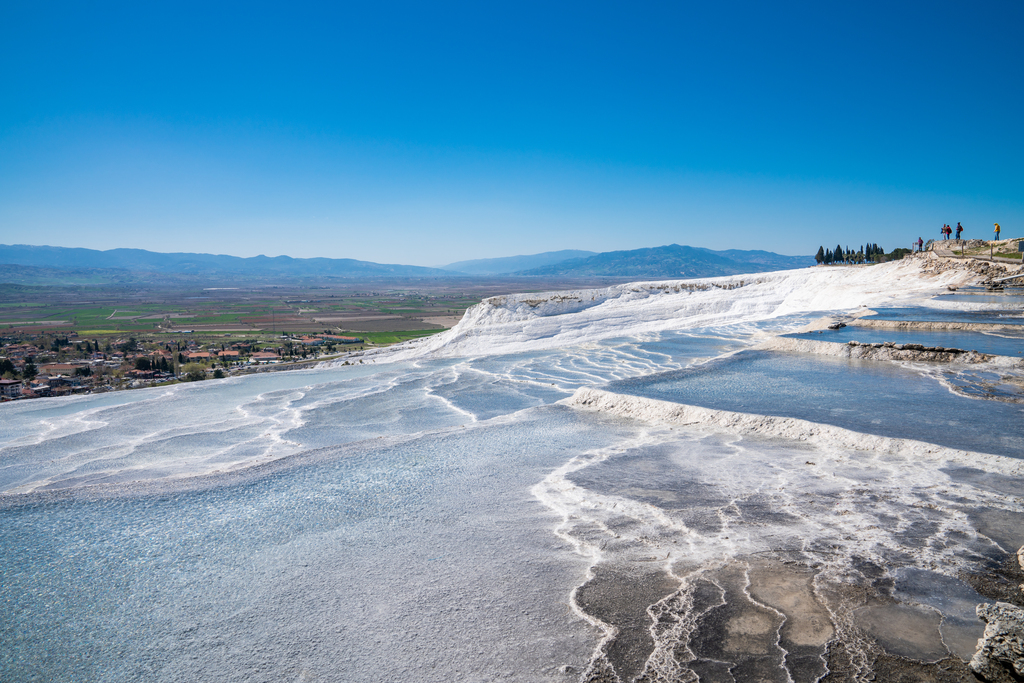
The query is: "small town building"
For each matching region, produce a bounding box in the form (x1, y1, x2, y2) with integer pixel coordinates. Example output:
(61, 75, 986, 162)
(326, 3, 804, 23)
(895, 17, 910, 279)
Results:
(0, 378, 22, 399)
(39, 363, 80, 375)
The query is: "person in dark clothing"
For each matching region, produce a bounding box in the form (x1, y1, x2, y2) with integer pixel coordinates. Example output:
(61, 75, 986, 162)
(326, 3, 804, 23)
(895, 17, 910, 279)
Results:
(955, 222, 963, 240)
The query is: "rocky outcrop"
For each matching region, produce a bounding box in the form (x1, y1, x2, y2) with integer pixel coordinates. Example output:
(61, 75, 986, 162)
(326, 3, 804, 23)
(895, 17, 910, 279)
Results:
(920, 250, 1024, 281)
(843, 339, 990, 363)
(970, 602, 1024, 682)
(1020, 545, 1024, 596)
(763, 335, 997, 364)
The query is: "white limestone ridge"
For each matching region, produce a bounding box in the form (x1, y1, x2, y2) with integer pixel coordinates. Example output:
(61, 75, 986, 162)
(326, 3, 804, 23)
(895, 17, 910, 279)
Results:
(321, 257, 980, 365)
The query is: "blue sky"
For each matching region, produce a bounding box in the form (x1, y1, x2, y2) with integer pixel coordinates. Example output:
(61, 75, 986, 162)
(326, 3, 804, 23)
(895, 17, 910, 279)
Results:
(1, 1, 1021, 265)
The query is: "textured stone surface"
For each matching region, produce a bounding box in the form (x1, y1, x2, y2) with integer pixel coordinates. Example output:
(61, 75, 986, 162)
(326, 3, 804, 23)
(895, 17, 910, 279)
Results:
(970, 602, 1024, 683)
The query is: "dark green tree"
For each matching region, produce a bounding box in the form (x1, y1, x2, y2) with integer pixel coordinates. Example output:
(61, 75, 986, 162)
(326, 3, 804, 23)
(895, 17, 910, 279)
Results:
(815, 246, 825, 264)
(135, 357, 152, 371)
(182, 363, 206, 382)
(835, 244, 844, 264)
(23, 361, 37, 380)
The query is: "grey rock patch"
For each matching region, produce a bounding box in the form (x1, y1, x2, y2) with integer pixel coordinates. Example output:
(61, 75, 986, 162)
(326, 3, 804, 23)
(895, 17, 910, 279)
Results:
(970, 602, 1024, 682)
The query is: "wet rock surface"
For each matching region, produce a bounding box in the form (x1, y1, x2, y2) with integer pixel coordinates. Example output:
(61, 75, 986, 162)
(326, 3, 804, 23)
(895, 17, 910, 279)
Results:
(575, 564, 681, 683)
(574, 554, 1010, 683)
(558, 390, 1024, 683)
(970, 602, 1024, 682)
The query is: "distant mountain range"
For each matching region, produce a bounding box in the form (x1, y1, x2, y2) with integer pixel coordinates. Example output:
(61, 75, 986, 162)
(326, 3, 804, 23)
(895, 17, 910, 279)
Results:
(0, 243, 813, 285)
(442, 250, 597, 275)
(515, 245, 813, 277)
(0, 244, 450, 280)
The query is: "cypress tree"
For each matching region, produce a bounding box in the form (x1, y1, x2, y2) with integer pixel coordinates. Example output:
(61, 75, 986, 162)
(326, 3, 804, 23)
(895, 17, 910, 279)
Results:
(835, 244, 844, 264)
(815, 246, 825, 264)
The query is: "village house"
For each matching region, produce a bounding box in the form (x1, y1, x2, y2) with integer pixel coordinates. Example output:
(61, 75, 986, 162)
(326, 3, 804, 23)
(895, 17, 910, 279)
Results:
(0, 378, 22, 399)
(38, 363, 80, 376)
(127, 369, 164, 380)
(250, 352, 280, 364)
(45, 374, 82, 389)
(217, 350, 240, 360)
(3, 344, 41, 360)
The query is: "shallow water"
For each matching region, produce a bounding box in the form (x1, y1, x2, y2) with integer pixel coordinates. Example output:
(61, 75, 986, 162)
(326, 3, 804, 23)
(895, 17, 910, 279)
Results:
(936, 292, 1024, 305)
(0, 407, 634, 682)
(865, 307, 1024, 324)
(608, 349, 1024, 458)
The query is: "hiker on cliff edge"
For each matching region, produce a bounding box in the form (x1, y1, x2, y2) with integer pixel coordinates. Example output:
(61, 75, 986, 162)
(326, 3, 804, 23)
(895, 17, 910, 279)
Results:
(955, 222, 963, 240)
(917, 237, 924, 251)
(994, 223, 1001, 240)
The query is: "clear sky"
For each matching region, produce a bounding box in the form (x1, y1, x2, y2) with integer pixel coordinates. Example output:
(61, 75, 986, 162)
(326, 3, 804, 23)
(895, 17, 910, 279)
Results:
(1, 1, 1021, 266)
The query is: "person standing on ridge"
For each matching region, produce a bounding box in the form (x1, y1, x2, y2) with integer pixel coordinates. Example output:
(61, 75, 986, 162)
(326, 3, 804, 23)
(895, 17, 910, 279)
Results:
(994, 223, 1001, 239)
(917, 237, 924, 251)
(955, 222, 963, 240)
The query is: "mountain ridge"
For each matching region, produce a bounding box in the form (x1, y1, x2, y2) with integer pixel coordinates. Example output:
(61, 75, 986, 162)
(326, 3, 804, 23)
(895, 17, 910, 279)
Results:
(0, 243, 813, 284)
(515, 244, 813, 277)
(0, 244, 452, 278)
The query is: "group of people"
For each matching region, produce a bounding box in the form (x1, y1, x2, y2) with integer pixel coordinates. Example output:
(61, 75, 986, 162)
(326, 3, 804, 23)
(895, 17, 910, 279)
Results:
(943, 222, 1004, 240)
(940, 222, 964, 240)
(916, 222, 1005, 252)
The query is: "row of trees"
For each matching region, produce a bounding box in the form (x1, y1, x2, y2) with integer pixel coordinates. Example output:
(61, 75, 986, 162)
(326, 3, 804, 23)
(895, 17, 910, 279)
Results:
(134, 356, 172, 372)
(815, 243, 909, 265)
